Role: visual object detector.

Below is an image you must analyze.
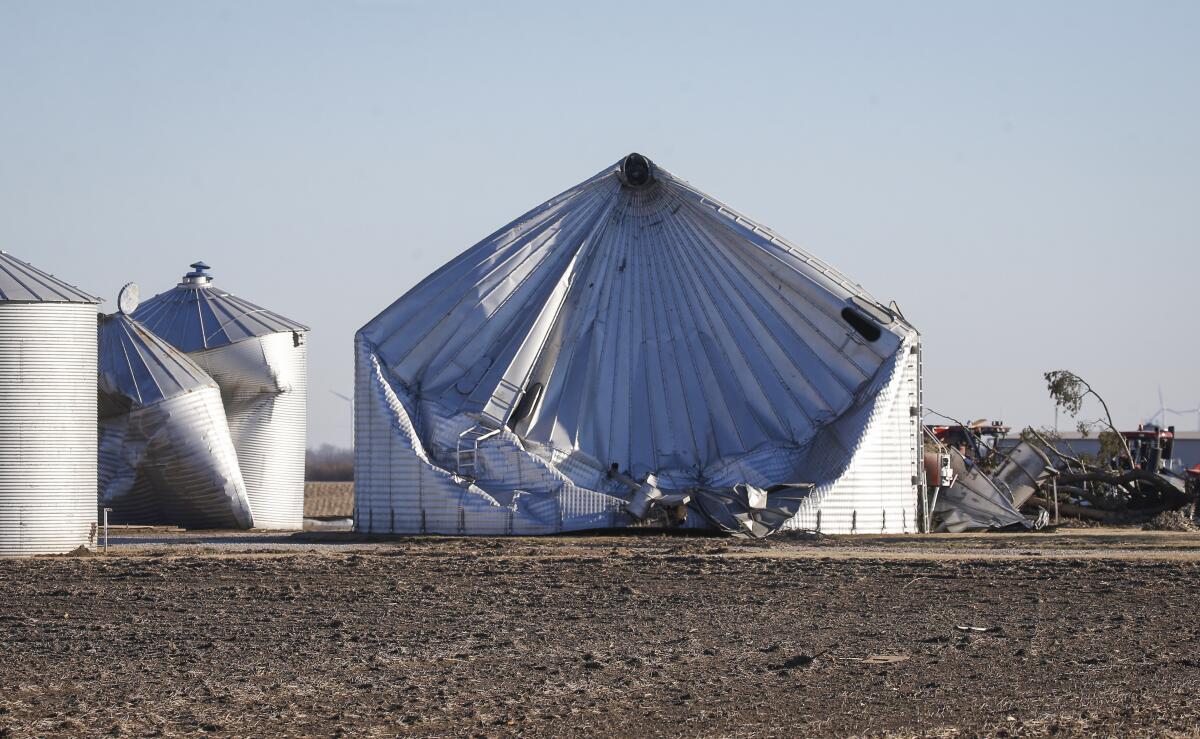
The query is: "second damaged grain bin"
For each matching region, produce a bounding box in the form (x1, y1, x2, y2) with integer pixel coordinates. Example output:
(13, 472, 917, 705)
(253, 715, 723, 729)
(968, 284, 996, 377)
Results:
(0, 251, 100, 555)
(355, 153, 923, 537)
(134, 263, 308, 529)
(98, 283, 253, 529)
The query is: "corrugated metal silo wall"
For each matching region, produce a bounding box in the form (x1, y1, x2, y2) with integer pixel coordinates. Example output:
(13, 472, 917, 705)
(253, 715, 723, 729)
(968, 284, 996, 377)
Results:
(783, 336, 923, 534)
(190, 332, 307, 529)
(0, 303, 98, 555)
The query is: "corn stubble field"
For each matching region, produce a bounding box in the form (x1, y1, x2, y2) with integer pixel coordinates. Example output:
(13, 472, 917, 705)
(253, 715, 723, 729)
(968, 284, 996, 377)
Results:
(1, 530, 1199, 737)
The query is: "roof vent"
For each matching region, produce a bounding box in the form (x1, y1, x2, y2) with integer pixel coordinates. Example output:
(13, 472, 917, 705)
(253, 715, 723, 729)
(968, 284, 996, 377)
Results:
(620, 153, 654, 188)
(182, 261, 213, 287)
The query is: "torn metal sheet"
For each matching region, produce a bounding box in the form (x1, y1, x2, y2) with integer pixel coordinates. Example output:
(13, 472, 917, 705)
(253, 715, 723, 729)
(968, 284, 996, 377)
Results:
(988, 440, 1053, 508)
(355, 154, 922, 537)
(932, 446, 1031, 533)
(98, 288, 253, 529)
(692, 484, 815, 538)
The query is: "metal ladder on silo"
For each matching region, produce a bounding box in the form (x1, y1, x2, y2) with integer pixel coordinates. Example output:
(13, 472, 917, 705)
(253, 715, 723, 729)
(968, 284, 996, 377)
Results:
(456, 425, 500, 481)
(479, 378, 524, 428)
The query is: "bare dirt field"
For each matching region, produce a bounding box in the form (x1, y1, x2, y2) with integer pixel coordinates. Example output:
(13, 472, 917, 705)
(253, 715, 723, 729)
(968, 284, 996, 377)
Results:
(2, 529, 1200, 737)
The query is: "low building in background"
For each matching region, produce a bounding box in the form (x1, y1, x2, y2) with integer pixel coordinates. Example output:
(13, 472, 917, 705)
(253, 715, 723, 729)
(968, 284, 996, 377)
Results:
(999, 429, 1200, 472)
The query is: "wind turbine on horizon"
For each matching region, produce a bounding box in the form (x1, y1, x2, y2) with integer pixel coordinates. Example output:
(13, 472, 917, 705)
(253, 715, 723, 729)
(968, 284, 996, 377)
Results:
(1145, 386, 1200, 431)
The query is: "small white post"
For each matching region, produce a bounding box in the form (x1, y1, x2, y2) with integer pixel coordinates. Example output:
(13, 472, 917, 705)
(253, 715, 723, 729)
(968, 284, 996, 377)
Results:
(1052, 478, 1059, 525)
(102, 507, 112, 554)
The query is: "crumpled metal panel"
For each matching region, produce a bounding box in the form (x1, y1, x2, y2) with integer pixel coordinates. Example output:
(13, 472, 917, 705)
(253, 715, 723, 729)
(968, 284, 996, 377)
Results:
(133, 264, 308, 353)
(693, 483, 815, 537)
(99, 387, 253, 529)
(135, 264, 308, 530)
(0, 301, 98, 555)
(189, 332, 307, 530)
(988, 441, 1050, 509)
(354, 338, 625, 535)
(362, 157, 908, 483)
(98, 312, 252, 529)
(933, 446, 1030, 533)
(355, 154, 921, 536)
(0, 251, 100, 304)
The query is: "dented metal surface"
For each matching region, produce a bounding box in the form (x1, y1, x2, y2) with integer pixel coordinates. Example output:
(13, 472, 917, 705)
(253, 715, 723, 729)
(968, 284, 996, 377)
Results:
(135, 265, 308, 530)
(98, 302, 253, 529)
(931, 446, 1031, 533)
(355, 154, 922, 537)
(188, 333, 308, 529)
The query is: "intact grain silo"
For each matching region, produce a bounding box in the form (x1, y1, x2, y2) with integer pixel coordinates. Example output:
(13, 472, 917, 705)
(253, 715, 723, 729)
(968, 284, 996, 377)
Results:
(0, 251, 100, 555)
(355, 154, 923, 538)
(134, 263, 308, 529)
(99, 283, 254, 530)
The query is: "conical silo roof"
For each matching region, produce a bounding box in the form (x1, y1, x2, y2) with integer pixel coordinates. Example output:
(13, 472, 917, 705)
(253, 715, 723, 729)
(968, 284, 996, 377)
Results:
(98, 285, 217, 416)
(0, 251, 100, 303)
(360, 153, 917, 481)
(132, 262, 308, 352)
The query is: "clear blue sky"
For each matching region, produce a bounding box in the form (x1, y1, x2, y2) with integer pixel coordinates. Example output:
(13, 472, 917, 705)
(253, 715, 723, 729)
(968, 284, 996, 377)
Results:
(3, 1, 1197, 446)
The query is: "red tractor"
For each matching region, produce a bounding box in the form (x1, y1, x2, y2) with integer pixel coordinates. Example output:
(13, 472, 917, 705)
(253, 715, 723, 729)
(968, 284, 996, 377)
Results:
(928, 420, 1010, 469)
(1120, 425, 1176, 474)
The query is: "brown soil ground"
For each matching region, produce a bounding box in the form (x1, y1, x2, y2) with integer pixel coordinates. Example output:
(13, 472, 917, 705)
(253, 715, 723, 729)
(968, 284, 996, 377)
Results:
(2, 529, 1200, 737)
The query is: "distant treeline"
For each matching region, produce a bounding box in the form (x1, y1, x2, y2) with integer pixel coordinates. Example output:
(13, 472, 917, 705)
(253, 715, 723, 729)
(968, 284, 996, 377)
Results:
(306, 444, 353, 481)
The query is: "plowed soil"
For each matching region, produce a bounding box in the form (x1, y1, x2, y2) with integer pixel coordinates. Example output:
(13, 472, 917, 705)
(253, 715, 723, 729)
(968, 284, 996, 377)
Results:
(2, 530, 1199, 737)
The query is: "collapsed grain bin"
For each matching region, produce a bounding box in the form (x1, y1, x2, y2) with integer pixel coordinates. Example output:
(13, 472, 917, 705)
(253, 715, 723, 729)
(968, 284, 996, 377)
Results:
(0, 251, 100, 555)
(98, 283, 253, 529)
(355, 154, 923, 537)
(134, 263, 308, 529)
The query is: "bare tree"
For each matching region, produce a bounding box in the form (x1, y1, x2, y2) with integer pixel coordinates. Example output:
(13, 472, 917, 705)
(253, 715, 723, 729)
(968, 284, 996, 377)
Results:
(1043, 370, 1134, 465)
(1018, 369, 1198, 516)
(306, 444, 354, 481)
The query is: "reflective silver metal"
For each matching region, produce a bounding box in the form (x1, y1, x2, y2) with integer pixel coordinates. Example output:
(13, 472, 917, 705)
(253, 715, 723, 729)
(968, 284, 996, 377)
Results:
(0, 251, 99, 304)
(134, 264, 308, 530)
(98, 307, 253, 529)
(356, 154, 923, 537)
(133, 262, 307, 352)
(188, 333, 308, 529)
(0, 253, 99, 555)
(932, 445, 1031, 533)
